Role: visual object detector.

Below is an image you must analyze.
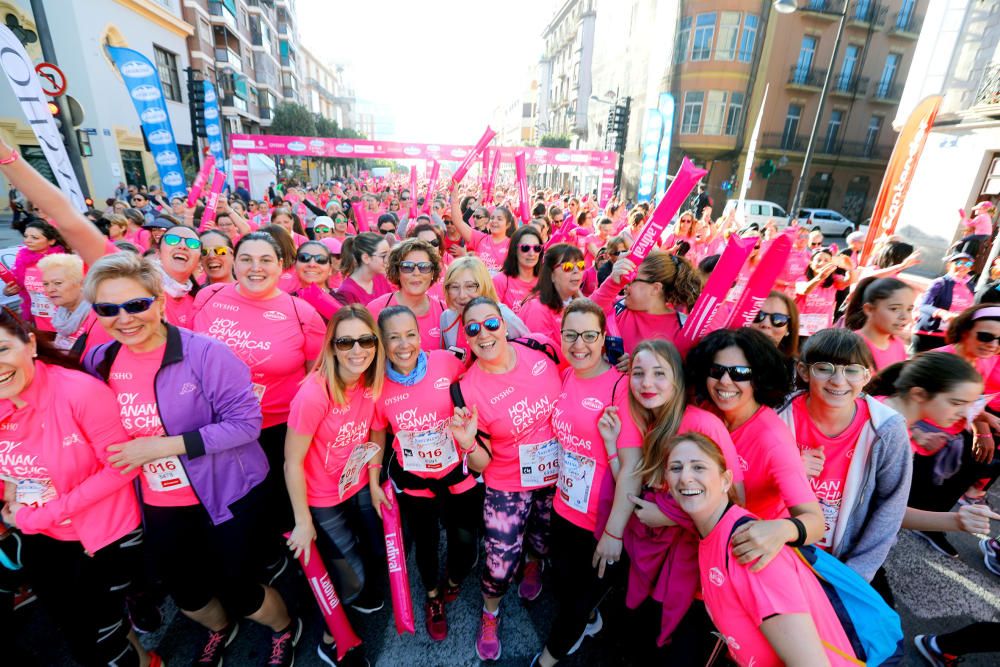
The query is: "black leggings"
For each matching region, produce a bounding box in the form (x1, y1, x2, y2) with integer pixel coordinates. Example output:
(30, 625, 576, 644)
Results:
(396, 484, 481, 592)
(908, 436, 1000, 513)
(142, 483, 268, 617)
(22, 527, 142, 667)
(627, 597, 717, 665)
(937, 621, 1000, 655)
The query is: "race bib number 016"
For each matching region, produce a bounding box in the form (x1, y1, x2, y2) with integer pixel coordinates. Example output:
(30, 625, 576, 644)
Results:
(518, 438, 560, 487)
(397, 424, 458, 473)
(141, 456, 192, 493)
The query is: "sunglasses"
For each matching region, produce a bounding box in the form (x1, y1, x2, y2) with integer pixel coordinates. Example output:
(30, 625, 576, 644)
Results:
(202, 246, 232, 257)
(379, 227, 396, 234)
(333, 334, 379, 351)
(314, 226, 331, 233)
(400, 260, 433, 274)
(975, 331, 1000, 344)
(561, 329, 601, 344)
(560, 260, 586, 272)
(520, 244, 543, 253)
(424, 238, 441, 247)
(297, 252, 330, 265)
(810, 242, 823, 248)
(753, 310, 790, 327)
(334, 217, 348, 224)
(609, 250, 627, 257)
(708, 363, 753, 382)
(92, 297, 156, 318)
(472, 214, 487, 220)
(953, 260, 974, 267)
(163, 234, 202, 250)
(464, 316, 502, 338)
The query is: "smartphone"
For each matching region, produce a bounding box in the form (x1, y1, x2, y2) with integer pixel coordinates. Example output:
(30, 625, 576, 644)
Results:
(447, 345, 468, 363)
(604, 336, 625, 365)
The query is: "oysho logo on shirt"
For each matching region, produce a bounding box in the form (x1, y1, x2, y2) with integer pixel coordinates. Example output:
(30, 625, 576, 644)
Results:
(531, 360, 547, 376)
(581, 397, 603, 412)
(708, 567, 725, 587)
(213, 302, 240, 312)
(262, 310, 287, 322)
(491, 385, 515, 404)
(429, 327, 441, 338)
(111, 372, 133, 380)
(434, 377, 450, 390)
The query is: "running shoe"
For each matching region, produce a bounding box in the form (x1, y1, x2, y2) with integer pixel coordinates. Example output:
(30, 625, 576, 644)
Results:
(126, 591, 163, 634)
(914, 634, 961, 667)
(567, 609, 604, 655)
(518, 559, 544, 601)
(914, 531, 959, 558)
(979, 537, 1000, 575)
(267, 617, 302, 667)
(349, 587, 384, 614)
(425, 595, 447, 641)
(441, 578, 461, 604)
(193, 623, 238, 667)
(476, 609, 502, 661)
(149, 651, 166, 667)
(317, 642, 370, 667)
(12, 584, 35, 610)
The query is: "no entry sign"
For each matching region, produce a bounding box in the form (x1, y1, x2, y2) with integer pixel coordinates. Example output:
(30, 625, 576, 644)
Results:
(35, 61, 66, 97)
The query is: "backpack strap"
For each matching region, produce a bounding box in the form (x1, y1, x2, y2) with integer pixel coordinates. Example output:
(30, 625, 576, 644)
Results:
(449, 380, 491, 457)
(723, 513, 757, 571)
(510, 336, 560, 365)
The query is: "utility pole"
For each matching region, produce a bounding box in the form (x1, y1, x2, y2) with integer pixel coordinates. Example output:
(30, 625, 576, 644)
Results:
(28, 0, 90, 198)
(185, 67, 204, 171)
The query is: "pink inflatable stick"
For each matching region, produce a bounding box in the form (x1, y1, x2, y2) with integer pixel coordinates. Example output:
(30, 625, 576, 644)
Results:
(409, 165, 418, 219)
(723, 233, 793, 328)
(451, 126, 496, 185)
(422, 160, 440, 214)
(381, 482, 415, 635)
(186, 156, 215, 208)
(515, 152, 530, 224)
(198, 170, 227, 231)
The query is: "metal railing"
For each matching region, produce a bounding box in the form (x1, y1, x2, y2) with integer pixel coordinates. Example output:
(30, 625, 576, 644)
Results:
(889, 10, 922, 34)
(788, 65, 827, 88)
(871, 80, 902, 101)
(831, 73, 869, 95)
(802, 0, 846, 16)
(974, 63, 1000, 108)
(762, 132, 891, 159)
(850, 0, 886, 26)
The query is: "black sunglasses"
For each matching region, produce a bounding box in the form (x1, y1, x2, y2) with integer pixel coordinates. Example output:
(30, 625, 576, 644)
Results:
(92, 297, 156, 318)
(333, 334, 379, 351)
(424, 238, 441, 247)
(472, 214, 487, 220)
(379, 227, 396, 234)
(464, 316, 502, 338)
(297, 252, 330, 264)
(519, 244, 543, 253)
(753, 310, 790, 327)
(707, 363, 753, 382)
(975, 331, 1000, 344)
(400, 260, 433, 274)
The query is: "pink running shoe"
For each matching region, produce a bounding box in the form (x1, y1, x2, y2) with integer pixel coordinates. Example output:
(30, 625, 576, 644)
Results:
(518, 559, 544, 601)
(476, 609, 501, 661)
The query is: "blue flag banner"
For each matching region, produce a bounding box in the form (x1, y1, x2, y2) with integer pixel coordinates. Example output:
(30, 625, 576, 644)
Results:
(654, 93, 675, 203)
(636, 108, 663, 203)
(203, 80, 225, 165)
(106, 45, 186, 199)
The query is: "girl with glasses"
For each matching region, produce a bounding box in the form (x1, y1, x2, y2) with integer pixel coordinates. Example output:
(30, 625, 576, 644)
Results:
(519, 244, 585, 361)
(410, 222, 452, 269)
(843, 277, 915, 370)
(448, 296, 561, 662)
(662, 210, 697, 255)
(494, 226, 543, 315)
(448, 190, 513, 274)
(336, 232, 393, 307)
(285, 306, 384, 667)
(913, 252, 978, 352)
(367, 238, 446, 351)
(777, 328, 911, 596)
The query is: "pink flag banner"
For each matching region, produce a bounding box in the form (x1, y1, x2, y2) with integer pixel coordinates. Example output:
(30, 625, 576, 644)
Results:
(484, 149, 502, 205)
(422, 160, 440, 213)
(408, 165, 418, 218)
(515, 152, 530, 224)
(723, 232, 792, 328)
(381, 482, 416, 635)
(451, 126, 496, 185)
(352, 201, 370, 233)
(187, 155, 216, 208)
(198, 170, 227, 231)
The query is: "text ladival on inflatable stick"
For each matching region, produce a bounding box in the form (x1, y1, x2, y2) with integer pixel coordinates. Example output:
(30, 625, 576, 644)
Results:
(723, 231, 793, 329)
(187, 155, 216, 208)
(381, 482, 416, 635)
(283, 534, 362, 660)
(451, 126, 497, 185)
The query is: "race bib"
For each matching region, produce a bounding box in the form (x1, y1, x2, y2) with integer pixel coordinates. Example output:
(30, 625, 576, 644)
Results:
(142, 456, 192, 492)
(251, 383, 267, 403)
(338, 441, 380, 498)
(799, 312, 829, 337)
(30, 293, 54, 318)
(518, 438, 560, 487)
(53, 333, 75, 351)
(15, 478, 58, 506)
(397, 424, 458, 473)
(557, 449, 596, 513)
(817, 496, 841, 549)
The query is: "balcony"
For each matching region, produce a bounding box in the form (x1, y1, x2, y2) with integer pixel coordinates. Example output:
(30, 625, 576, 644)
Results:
(208, 0, 238, 33)
(871, 80, 902, 103)
(801, 0, 845, 19)
(831, 73, 869, 96)
(888, 10, 922, 37)
(258, 106, 272, 120)
(761, 132, 891, 160)
(253, 52, 280, 90)
(787, 65, 827, 90)
(973, 63, 1000, 116)
(215, 47, 244, 75)
(848, 0, 886, 29)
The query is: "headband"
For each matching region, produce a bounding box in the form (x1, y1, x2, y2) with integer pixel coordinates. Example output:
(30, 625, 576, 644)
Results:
(973, 306, 1000, 320)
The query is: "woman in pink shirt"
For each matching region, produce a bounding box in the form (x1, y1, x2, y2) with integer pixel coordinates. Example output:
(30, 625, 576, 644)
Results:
(199, 230, 235, 286)
(38, 253, 112, 357)
(448, 297, 561, 661)
(533, 300, 643, 667)
(271, 208, 310, 249)
(686, 328, 824, 564)
(370, 306, 474, 642)
(0, 307, 156, 667)
(336, 232, 393, 306)
(519, 244, 585, 354)
(592, 251, 703, 353)
(913, 252, 978, 352)
(284, 306, 384, 666)
(493, 226, 542, 314)
(775, 226, 811, 297)
(449, 193, 513, 274)
(748, 291, 800, 360)
(844, 277, 914, 370)
(666, 432, 861, 667)
(367, 238, 447, 352)
(7, 220, 67, 334)
(796, 247, 851, 337)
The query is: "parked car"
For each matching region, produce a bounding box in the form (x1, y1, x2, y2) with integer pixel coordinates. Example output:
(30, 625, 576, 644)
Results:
(721, 199, 791, 228)
(797, 208, 856, 236)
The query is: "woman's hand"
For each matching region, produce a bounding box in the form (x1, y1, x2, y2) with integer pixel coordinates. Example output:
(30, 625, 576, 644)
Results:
(956, 504, 1000, 535)
(911, 429, 949, 454)
(598, 406, 622, 449)
(450, 405, 479, 450)
(370, 482, 392, 520)
(628, 493, 671, 527)
(610, 257, 636, 285)
(592, 532, 623, 579)
(1, 501, 24, 528)
(107, 437, 171, 473)
(731, 519, 795, 572)
(973, 433, 995, 464)
(801, 447, 825, 478)
(286, 521, 317, 565)
(3, 283, 19, 296)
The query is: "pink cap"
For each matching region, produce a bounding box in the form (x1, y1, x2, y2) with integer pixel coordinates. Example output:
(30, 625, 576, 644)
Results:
(320, 237, 343, 255)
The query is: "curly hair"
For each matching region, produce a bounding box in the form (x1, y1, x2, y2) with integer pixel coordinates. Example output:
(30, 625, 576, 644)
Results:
(385, 237, 442, 286)
(685, 328, 790, 409)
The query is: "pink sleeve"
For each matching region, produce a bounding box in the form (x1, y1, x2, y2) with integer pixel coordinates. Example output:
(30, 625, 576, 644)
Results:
(288, 376, 327, 436)
(731, 550, 813, 624)
(467, 229, 487, 252)
(614, 382, 643, 448)
(590, 273, 623, 315)
(372, 402, 388, 431)
(299, 301, 328, 361)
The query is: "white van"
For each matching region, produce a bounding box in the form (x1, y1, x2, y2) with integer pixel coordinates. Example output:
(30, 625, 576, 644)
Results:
(721, 199, 791, 228)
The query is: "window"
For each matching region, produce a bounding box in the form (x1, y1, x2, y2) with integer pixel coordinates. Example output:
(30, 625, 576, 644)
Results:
(221, 0, 236, 17)
(854, 0, 874, 22)
(691, 13, 716, 61)
(781, 104, 802, 149)
(681, 91, 704, 134)
(716, 12, 740, 61)
(839, 44, 860, 89)
(793, 36, 817, 83)
(738, 15, 758, 63)
(824, 109, 843, 152)
(725, 92, 744, 135)
(153, 46, 181, 102)
(877, 53, 901, 96)
(863, 115, 882, 155)
(703, 91, 728, 135)
(676, 16, 691, 63)
(522, 102, 532, 118)
(897, 0, 916, 29)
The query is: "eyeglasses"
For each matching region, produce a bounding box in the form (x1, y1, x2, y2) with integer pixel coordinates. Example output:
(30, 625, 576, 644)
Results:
(551, 216, 564, 223)
(561, 329, 601, 344)
(314, 226, 331, 234)
(92, 297, 156, 318)
(447, 281, 479, 294)
(806, 362, 869, 382)
(400, 260, 433, 274)
(707, 363, 753, 382)
(609, 250, 627, 257)
(202, 246, 232, 257)
(333, 334, 379, 351)
(560, 260, 586, 272)
(464, 316, 502, 338)
(975, 331, 1000, 344)
(753, 310, 790, 327)
(297, 252, 331, 265)
(631, 277, 657, 286)
(163, 234, 202, 250)
(472, 214, 487, 220)
(334, 217, 348, 224)
(520, 244, 543, 253)
(810, 242, 823, 248)
(424, 238, 441, 247)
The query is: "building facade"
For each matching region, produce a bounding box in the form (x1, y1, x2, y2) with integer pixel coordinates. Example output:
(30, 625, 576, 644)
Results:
(299, 46, 354, 130)
(493, 73, 539, 147)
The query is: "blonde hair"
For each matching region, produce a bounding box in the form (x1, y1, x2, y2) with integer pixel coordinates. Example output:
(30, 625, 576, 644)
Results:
(104, 213, 128, 230)
(38, 253, 84, 283)
(311, 305, 385, 406)
(628, 339, 687, 489)
(442, 256, 499, 310)
(664, 432, 738, 505)
(83, 252, 163, 303)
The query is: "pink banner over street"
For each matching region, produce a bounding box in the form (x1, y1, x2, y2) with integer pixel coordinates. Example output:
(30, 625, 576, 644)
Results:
(451, 126, 496, 185)
(381, 482, 415, 635)
(187, 155, 215, 208)
(198, 170, 227, 231)
(723, 232, 793, 328)
(422, 160, 440, 213)
(515, 152, 530, 224)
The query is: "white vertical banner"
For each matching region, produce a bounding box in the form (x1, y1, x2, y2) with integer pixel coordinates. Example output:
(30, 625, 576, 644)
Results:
(736, 84, 768, 225)
(0, 26, 87, 211)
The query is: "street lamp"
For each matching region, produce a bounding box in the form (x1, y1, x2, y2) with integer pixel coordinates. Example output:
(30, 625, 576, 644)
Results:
(774, 0, 848, 218)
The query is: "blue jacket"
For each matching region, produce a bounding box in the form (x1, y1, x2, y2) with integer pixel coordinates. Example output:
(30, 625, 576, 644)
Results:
(85, 325, 268, 525)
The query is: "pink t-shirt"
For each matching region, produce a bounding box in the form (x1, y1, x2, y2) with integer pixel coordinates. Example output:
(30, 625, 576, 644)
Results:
(729, 406, 814, 520)
(277, 268, 299, 294)
(109, 344, 199, 507)
(459, 339, 562, 491)
(468, 230, 510, 274)
(58, 312, 115, 357)
(700, 505, 857, 667)
(288, 374, 376, 507)
(518, 298, 564, 351)
(590, 275, 682, 352)
(23, 266, 54, 332)
(552, 367, 642, 530)
(192, 283, 326, 428)
(163, 292, 196, 329)
(336, 274, 393, 306)
(778, 249, 810, 297)
(373, 350, 465, 480)
(969, 212, 993, 236)
(493, 273, 537, 314)
(949, 279, 975, 315)
(679, 405, 744, 485)
(862, 334, 907, 371)
(367, 292, 446, 352)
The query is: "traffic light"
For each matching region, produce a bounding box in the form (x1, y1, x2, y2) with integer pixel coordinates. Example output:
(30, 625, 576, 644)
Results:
(604, 98, 631, 154)
(46, 101, 59, 116)
(187, 70, 207, 138)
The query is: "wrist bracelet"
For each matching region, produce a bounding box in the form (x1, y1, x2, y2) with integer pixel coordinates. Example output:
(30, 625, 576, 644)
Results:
(606, 451, 618, 461)
(603, 527, 622, 541)
(0, 150, 19, 166)
(786, 517, 807, 547)
(369, 463, 382, 470)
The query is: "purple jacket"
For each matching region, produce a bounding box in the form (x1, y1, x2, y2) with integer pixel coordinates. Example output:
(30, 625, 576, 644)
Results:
(85, 325, 268, 525)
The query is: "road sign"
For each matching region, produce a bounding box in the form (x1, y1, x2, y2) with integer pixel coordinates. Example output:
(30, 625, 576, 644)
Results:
(35, 62, 66, 97)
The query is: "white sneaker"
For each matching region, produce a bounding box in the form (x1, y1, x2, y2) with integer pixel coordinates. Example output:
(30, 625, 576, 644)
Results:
(567, 609, 603, 655)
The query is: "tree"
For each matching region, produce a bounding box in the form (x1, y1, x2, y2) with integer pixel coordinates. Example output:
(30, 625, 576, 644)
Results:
(267, 102, 317, 136)
(314, 114, 339, 138)
(539, 134, 572, 148)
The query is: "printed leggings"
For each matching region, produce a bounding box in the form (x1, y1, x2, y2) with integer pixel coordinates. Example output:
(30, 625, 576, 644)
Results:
(481, 485, 554, 599)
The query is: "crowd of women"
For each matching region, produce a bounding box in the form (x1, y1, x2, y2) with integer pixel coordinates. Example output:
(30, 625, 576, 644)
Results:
(1, 134, 999, 667)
